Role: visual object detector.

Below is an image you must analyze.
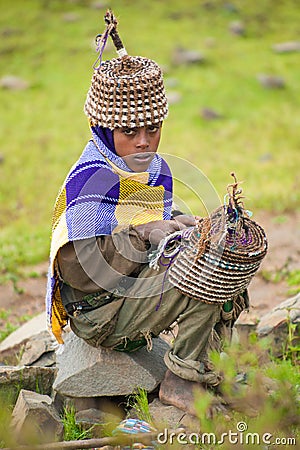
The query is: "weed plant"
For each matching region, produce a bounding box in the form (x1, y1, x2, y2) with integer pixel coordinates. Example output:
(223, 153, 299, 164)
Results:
(127, 386, 154, 425)
(62, 404, 95, 441)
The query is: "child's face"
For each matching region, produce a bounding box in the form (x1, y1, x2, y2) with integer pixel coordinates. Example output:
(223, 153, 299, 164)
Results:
(113, 123, 161, 172)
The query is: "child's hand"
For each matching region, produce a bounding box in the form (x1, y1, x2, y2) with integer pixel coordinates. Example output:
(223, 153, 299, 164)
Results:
(134, 216, 195, 246)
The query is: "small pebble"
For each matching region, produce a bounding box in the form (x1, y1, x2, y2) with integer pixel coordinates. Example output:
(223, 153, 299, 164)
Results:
(201, 108, 223, 120)
(257, 73, 285, 89)
(0, 75, 29, 90)
(272, 41, 300, 53)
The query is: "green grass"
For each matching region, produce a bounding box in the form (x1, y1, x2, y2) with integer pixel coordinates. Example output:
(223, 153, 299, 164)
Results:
(62, 404, 95, 441)
(127, 387, 153, 425)
(0, 308, 35, 342)
(261, 266, 300, 296)
(1, 0, 300, 277)
(0, 322, 18, 342)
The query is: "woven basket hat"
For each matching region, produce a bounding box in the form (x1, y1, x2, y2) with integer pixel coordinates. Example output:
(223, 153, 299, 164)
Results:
(164, 174, 268, 304)
(84, 10, 168, 129)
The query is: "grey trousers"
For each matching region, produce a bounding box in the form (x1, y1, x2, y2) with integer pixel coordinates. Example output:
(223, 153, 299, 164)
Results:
(67, 263, 226, 383)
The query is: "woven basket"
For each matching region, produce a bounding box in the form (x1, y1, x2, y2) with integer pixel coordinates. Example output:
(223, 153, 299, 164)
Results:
(162, 173, 268, 304)
(168, 207, 267, 303)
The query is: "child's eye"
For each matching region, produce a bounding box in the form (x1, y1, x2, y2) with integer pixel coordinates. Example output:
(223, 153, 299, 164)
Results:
(147, 125, 159, 133)
(123, 128, 137, 136)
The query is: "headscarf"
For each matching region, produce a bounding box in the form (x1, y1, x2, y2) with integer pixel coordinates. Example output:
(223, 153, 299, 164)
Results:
(91, 124, 116, 153)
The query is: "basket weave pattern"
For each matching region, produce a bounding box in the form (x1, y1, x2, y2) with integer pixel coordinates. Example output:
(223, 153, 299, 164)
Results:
(84, 56, 168, 129)
(168, 208, 268, 304)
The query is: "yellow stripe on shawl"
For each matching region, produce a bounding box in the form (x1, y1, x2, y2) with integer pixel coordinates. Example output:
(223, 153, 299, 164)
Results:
(107, 157, 164, 227)
(52, 186, 67, 231)
(106, 159, 150, 184)
(49, 187, 69, 343)
(52, 279, 68, 344)
(115, 178, 165, 229)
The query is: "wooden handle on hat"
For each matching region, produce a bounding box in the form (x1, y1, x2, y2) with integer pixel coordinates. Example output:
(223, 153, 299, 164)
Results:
(104, 9, 128, 57)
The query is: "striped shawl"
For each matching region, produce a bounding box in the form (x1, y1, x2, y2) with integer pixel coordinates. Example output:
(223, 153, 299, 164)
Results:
(46, 132, 173, 343)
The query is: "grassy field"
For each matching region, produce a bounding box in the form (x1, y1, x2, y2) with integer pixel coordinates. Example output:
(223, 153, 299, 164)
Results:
(0, 0, 300, 279)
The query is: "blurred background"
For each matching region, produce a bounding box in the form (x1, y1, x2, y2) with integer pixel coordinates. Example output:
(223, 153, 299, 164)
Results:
(0, 0, 300, 281)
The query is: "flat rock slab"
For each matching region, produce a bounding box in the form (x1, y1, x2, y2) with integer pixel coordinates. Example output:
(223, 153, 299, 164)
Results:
(19, 330, 57, 366)
(257, 293, 300, 336)
(53, 332, 169, 397)
(0, 365, 56, 398)
(0, 312, 48, 363)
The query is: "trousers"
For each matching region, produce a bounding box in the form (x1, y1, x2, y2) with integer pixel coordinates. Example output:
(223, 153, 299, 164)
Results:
(65, 263, 241, 383)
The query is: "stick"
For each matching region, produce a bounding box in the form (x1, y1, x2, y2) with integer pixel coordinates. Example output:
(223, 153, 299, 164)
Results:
(2, 428, 185, 450)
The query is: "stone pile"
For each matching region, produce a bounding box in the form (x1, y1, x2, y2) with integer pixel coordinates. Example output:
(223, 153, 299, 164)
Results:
(0, 294, 298, 447)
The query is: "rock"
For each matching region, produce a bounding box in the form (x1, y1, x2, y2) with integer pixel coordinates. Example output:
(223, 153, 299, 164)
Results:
(0, 27, 20, 37)
(0, 312, 48, 363)
(62, 12, 80, 23)
(164, 78, 178, 88)
(202, 1, 214, 10)
(53, 332, 169, 398)
(257, 73, 285, 89)
(56, 394, 104, 413)
(223, 3, 239, 13)
(167, 91, 182, 105)
(75, 408, 122, 437)
(257, 293, 300, 357)
(75, 407, 121, 425)
(30, 351, 56, 367)
(11, 389, 63, 444)
(168, 11, 186, 21)
(257, 293, 300, 334)
(149, 398, 199, 430)
(229, 20, 245, 36)
(19, 330, 57, 367)
(204, 37, 216, 48)
(259, 152, 273, 162)
(201, 108, 223, 121)
(0, 365, 56, 398)
(0, 75, 29, 90)
(272, 41, 300, 53)
(234, 320, 258, 344)
(172, 47, 205, 66)
(90, 1, 109, 9)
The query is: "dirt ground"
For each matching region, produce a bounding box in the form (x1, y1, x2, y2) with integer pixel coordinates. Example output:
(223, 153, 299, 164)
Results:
(0, 211, 299, 332)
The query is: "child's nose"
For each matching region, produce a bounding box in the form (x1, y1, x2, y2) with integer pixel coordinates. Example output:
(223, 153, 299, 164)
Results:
(136, 129, 149, 149)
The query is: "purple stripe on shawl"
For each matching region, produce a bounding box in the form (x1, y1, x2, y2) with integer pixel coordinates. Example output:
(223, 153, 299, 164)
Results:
(65, 165, 121, 238)
(153, 158, 173, 198)
(65, 164, 119, 204)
